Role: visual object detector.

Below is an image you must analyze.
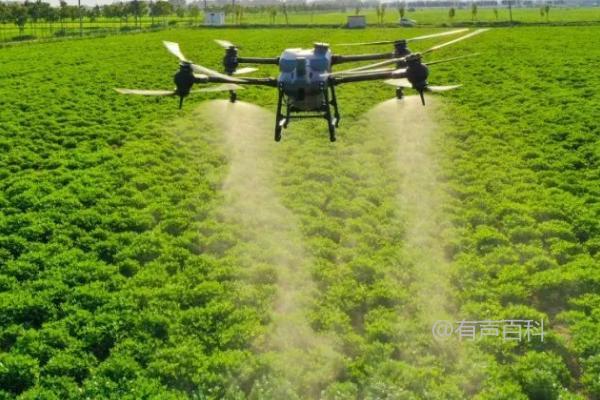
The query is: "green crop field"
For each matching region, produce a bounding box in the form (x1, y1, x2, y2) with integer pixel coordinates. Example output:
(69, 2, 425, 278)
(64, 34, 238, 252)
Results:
(230, 6, 600, 25)
(2, 6, 600, 44)
(0, 24, 599, 400)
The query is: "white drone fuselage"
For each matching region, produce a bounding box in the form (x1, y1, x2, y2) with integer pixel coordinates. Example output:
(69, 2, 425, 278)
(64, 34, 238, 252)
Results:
(278, 44, 332, 111)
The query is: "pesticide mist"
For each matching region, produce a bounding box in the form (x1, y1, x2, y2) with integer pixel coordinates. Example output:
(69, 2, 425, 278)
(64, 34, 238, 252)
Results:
(197, 100, 343, 398)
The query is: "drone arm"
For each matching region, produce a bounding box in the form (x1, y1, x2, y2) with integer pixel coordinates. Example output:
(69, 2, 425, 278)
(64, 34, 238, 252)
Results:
(333, 70, 408, 85)
(332, 52, 394, 65)
(234, 77, 279, 87)
(237, 57, 280, 65)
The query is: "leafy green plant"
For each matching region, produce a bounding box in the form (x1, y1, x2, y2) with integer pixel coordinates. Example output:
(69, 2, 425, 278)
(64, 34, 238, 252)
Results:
(0, 25, 599, 399)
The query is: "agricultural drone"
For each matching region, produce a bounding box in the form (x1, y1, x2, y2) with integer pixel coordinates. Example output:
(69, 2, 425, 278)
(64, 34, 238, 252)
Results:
(116, 28, 487, 142)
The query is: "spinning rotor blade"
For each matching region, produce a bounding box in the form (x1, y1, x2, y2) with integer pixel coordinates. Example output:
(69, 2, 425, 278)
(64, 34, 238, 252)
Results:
(194, 84, 245, 93)
(337, 28, 469, 46)
(338, 39, 401, 47)
(333, 33, 484, 76)
(191, 64, 247, 83)
(115, 88, 175, 96)
(422, 29, 488, 55)
(426, 84, 462, 92)
(234, 67, 259, 75)
(408, 28, 470, 42)
(215, 39, 236, 49)
(115, 84, 245, 101)
(382, 80, 462, 92)
(163, 41, 190, 63)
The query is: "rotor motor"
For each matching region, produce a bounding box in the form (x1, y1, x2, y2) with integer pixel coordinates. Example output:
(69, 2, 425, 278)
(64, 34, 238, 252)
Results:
(173, 63, 195, 108)
(405, 57, 429, 104)
(223, 46, 239, 75)
(393, 40, 411, 58)
(405, 57, 429, 91)
(314, 42, 330, 55)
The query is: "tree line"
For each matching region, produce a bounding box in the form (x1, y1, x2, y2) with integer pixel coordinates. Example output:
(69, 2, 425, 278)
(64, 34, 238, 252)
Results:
(0, 0, 416, 33)
(0, 0, 207, 35)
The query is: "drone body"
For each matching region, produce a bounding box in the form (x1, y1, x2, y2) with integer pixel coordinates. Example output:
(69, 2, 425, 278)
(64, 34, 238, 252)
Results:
(216, 40, 341, 140)
(278, 44, 332, 111)
(116, 29, 487, 142)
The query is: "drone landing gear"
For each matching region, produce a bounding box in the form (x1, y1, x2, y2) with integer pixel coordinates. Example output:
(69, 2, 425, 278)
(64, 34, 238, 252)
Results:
(321, 83, 341, 142)
(330, 84, 341, 128)
(284, 103, 291, 128)
(273, 83, 341, 142)
(327, 121, 336, 142)
(322, 84, 336, 142)
(229, 90, 237, 103)
(274, 86, 285, 142)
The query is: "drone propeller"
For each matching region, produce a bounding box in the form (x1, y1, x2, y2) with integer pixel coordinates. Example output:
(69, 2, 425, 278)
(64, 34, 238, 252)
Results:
(333, 29, 486, 76)
(327, 29, 485, 106)
(384, 79, 462, 92)
(115, 88, 176, 96)
(383, 78, 412, 89)
(361, 53, 478, 76)
(421, 29, 489, 55)
(333, 51, 478, 76)
(234, 67, 259, 75)
(214, 39, 239, 49)
(214, 40, 259, 77)
(114, 84, 244, 108)
(383, 78, 461, 105)
(406, 28, 470, 42)
(115, 84, 244, 96)
(194, 84, 245, 92)
(193, 63, 246, 83)
(163, 41, 190, 63)
(427, 85, 462, 92)
(336, 28, 469, 46)
(162, 41, 246, 83)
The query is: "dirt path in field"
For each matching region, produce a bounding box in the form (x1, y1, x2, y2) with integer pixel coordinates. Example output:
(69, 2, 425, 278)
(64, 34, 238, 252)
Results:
(197, 100, 342, 397)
